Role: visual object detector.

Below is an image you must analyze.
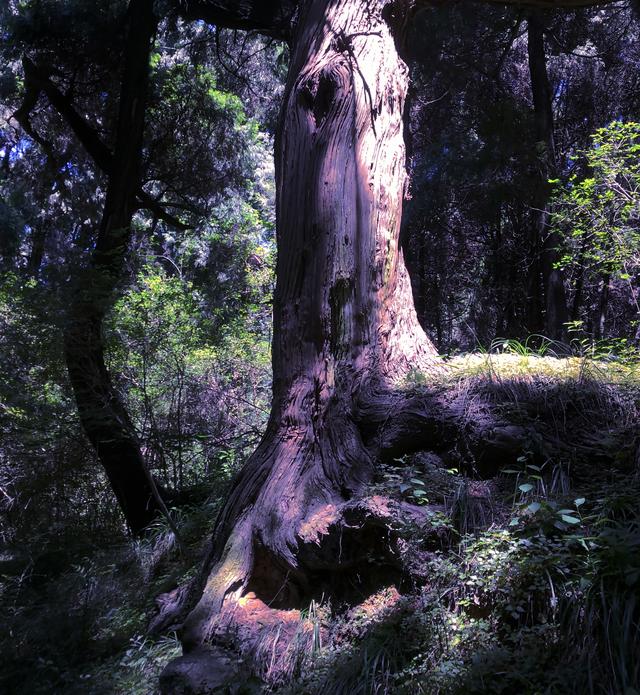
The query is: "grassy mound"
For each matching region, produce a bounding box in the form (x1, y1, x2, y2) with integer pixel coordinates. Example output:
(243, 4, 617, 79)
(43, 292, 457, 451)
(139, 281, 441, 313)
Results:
(283, 347, 640, 694)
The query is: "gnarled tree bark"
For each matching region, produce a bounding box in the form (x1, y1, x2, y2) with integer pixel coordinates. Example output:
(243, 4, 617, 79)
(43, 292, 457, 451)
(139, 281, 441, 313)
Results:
(157, 0, 619, 683)
(163, 0, 442, 656)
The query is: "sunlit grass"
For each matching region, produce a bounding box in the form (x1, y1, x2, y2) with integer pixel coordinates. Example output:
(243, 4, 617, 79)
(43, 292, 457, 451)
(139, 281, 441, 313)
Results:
(439, 338, 640, 387)
(446, 352, 639, 383)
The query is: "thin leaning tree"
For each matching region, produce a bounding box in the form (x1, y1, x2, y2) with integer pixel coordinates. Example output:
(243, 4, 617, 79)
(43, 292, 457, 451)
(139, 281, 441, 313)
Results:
(13, 0, 182, 534)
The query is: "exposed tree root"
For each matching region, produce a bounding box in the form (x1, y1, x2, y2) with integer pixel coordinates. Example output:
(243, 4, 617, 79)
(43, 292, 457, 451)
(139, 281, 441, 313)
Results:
(153, 368, 637, 691)
(151, 0, 565, 686)
(157, 487, 448, 692)
(151, 382, 531, 671)
(152, 410, 526, 691)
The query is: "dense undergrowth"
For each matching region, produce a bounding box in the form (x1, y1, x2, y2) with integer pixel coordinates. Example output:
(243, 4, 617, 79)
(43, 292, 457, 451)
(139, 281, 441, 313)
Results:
(0, 494, 233, 694)
(1, 344, 639, 694)
(284, 343, 640, 695)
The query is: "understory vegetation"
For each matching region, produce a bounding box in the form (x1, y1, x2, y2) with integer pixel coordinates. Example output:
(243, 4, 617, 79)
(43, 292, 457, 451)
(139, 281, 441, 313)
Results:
(2, 341, 639, 694)
(0, 258, 273, 692)
(293, 345, 640, 695)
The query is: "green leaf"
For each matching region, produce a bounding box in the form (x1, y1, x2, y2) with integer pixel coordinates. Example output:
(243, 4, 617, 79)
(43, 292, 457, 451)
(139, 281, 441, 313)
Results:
(574, 498, 586, 507)
(519, 483, 534, 493)
(561, 515, 581, 525)
(527, 502, 541, 514)
(409, 478, 426, 486)
(412, 489, 428, 497)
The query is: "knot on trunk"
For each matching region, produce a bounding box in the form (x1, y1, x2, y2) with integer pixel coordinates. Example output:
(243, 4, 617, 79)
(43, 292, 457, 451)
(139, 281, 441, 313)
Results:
(296, 61, 351, 129)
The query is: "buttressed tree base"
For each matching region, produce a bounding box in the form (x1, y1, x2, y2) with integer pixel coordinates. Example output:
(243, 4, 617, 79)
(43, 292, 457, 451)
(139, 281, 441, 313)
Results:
(152, 0, 618, 686)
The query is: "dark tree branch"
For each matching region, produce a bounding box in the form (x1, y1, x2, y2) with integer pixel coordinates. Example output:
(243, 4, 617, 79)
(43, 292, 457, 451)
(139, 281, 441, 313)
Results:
(12, 70, 58, 161)
(173, 0, 619, 45)
(174, 0, 299, 40)
(14, 56, 190, 231)
(453, 0, 618, 8)
(494, 12, 524, 78)
(138, 191, 191, 229)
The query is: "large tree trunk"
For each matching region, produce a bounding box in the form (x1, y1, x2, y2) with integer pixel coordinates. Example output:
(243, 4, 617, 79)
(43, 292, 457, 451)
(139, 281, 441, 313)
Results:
(63, 0, 162, 536)
(527, 11, 568, 342)
(166, 0, 440, 658)
(156, 0, 619, 686)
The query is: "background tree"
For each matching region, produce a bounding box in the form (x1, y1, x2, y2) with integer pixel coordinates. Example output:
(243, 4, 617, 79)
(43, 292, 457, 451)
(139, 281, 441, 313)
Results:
(404, 2, 640, 350)
(0, 1, 281, 540)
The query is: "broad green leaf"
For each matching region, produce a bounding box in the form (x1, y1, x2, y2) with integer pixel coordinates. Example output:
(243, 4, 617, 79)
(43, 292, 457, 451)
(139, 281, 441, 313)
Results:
(561, 515, 581, 525)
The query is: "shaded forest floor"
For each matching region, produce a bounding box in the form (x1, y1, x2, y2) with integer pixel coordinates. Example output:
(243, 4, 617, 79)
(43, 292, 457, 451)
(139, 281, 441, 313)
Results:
(2, 350, 640, 694)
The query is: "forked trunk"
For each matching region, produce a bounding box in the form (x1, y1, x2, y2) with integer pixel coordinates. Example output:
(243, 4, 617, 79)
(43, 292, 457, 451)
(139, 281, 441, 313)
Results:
(174, 0, 440, 654)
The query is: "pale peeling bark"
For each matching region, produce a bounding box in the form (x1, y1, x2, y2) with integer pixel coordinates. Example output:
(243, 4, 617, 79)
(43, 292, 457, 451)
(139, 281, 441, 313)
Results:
(169, 0, 441, 657)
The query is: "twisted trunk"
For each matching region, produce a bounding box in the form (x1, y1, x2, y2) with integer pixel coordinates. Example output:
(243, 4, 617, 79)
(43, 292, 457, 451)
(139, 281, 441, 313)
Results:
(170, 0, 440, 655)
(156, 0, 620, 685)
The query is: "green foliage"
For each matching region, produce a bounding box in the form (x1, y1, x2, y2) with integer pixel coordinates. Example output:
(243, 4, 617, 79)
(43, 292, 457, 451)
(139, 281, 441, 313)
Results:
(552, 122, 640, 279)
(0, 500, 214, 694)
(284, 354, 640, 695)
(445, 335, 640, 387)
(376, 462, 433, 507)
(0, 273, 122, 542)
(107, 262, 271, 491)
(552, 122, 640, 333)
(292, 482, 640, 695)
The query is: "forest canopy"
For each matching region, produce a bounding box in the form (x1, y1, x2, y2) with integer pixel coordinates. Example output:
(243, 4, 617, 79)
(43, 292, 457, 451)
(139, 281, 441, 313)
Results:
(1, 1, 639, 693)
